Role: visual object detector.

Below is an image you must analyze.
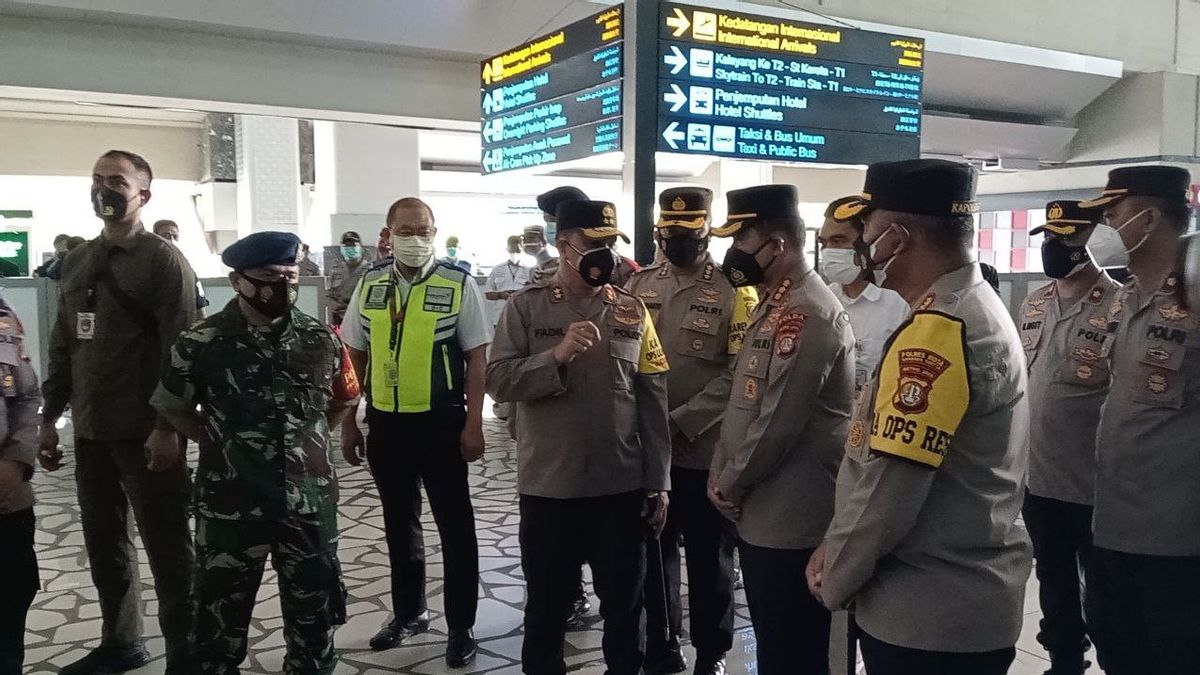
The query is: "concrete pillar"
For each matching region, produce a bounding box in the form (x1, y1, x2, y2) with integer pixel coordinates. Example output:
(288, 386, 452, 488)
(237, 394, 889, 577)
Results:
(235, 115, 302, 237)
(314, 121, 420, 244)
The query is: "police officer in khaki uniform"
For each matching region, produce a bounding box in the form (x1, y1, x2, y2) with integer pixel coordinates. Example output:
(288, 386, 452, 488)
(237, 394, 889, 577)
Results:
(1078, 166, 1200, 675)
(1018, 200, 1119, 675)
(811, 159, 1032, 675)
(487, 200, 672, 675)
(626, 187, 757, 675)
(705, 184, 856, 675)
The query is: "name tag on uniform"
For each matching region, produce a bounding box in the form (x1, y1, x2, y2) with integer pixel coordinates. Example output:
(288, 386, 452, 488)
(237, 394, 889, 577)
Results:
(423, 287, 455, 313)
(76, 312, 96, 340)
(383, 361, 400, 387)
(364, 285, 389, 310)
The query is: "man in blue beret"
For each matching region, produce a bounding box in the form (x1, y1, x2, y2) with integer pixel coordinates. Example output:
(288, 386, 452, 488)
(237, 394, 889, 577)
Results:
(151, 231, 359, 675)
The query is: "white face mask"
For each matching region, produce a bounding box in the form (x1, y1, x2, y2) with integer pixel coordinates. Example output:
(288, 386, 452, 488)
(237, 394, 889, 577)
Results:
(864, 226, 900, 287)
(1085, 223, 1129, 269)
(819, 248, 861, 286)
(507, 252, 522, 265)
(392, 234, 435, 267)
(1113, 208, 1155, 256)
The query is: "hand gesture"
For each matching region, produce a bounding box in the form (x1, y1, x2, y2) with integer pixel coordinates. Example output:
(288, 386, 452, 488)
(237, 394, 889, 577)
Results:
(552, 321, 600, 365)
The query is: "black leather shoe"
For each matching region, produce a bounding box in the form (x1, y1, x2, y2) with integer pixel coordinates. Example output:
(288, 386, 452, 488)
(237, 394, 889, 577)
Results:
(693, 656, 726, 675)
(1044, 658, 1091, 675)
(369, 612, 430, 651)
(59, 645, 151, 675)
(565, 592, 592, 628)
(446, 628, 477, 668)
(644, 639, 688, 674)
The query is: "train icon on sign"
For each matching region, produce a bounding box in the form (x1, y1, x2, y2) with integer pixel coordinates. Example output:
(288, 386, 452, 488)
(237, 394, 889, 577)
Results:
(690, 49, 714, 78)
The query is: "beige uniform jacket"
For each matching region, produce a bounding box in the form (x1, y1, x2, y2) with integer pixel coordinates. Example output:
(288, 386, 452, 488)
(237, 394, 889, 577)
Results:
(709, 266, 856, 549)
(486, 279, 672, 499)
(625, 255, 757, 470)
(1018, 275, 1120, 505)
(1094, 270, 1200, 556)
(822, 262, 1032, 653)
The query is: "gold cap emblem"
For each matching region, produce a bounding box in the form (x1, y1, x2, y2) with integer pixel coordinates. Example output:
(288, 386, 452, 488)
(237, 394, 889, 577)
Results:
(1048, 204, 1064, 220)
(672, 196, 687, 211)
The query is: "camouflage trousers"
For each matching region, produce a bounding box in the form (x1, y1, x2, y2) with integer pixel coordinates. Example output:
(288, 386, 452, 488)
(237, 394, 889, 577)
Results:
(192, 515, 347, 675)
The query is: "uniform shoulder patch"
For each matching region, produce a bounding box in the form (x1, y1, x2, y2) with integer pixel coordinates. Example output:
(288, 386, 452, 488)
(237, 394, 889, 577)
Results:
(870, 311, 970, 469)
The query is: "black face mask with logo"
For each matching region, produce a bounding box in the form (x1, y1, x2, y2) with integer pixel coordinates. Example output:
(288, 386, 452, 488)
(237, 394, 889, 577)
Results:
(662, 236, 707, 269)
(1041, 239, 1090, 279)
(238, 276, 298, 318)
(92, 186, 133, 221)
(568, 243, 618, 287)
(722, 240, 774, 287)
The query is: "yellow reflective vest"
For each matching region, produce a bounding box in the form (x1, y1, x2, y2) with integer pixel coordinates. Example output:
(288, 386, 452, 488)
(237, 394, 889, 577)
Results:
(358, 263, 467, 413)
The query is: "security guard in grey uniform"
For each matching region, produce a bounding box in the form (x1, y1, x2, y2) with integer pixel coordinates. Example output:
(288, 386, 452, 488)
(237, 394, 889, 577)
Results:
(487, 199, 672, 675)
(626, 187, 757, 675)
(706, 184, 856, 675)
(1079, 166, 1200, 675)
(812, 159, 1032, 675)
(1018, 200, 1119, 675)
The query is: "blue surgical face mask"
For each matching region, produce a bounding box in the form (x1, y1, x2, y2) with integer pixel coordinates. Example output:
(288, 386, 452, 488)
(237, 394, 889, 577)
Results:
(341, 245, 362, 261)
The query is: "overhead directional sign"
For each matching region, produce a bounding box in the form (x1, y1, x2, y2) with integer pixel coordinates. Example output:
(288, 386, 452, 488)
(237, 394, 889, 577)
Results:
(657, 2, 925, 166)
(482, 119, 621, 174)
(481, 7, 623, 175)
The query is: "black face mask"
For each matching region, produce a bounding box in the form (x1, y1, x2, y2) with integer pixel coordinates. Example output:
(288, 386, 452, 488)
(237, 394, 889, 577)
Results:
(569, 244, 617, 287)
(238, 277, 297, 318)
(662, 236, 707, 269)
(722, 239, 775, 287)
(1042, 239, 1090, 279)
(92, 186, 133, 221)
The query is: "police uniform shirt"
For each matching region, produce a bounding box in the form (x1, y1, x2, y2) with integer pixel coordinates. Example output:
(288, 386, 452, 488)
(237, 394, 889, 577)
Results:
(340, 257, 492, 354)
(709, 267, 856, 549)
(486, 281, 672, 499)
(1094, 271, 1200, 556)
(830, 282, 912, 391)
(625, 255, 757, 470)
(1019, 276, 1120, 506)
(821, 263, 1032, 653)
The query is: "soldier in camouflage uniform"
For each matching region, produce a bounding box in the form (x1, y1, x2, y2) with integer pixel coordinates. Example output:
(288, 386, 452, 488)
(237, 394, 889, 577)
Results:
(151, 231, 359, 675)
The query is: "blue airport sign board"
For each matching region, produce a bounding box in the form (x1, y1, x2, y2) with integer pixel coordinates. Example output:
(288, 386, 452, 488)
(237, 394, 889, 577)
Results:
(657, 3, 924, 165)
(481, 8, 623, 175)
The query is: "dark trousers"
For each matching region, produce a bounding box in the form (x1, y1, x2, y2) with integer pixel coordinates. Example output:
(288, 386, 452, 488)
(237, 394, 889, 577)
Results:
(0, 508, 38, 675)
(1022, 493, 1097, 665)
(366, 407, 478, 630)
(739, 541, 830, 675)
(858, 624, 1015, 675)
(1088, 546, 1200, 675)
(193, 516, 345, 675)
(644, 467, 735, 659)
(520, 491, 646, 675)
(75, 437, 193, 671)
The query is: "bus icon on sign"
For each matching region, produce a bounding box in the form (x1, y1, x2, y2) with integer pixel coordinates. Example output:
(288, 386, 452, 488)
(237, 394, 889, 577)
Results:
(687, 123, 711, 151)
(712, 126, 736, 153)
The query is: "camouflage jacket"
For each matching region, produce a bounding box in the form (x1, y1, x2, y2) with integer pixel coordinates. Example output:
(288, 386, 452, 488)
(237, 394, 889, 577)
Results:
(151, 299, 343, 521)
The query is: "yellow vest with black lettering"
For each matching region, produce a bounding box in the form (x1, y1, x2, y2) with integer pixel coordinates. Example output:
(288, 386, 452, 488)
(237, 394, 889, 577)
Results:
(359, 263, 467, 413)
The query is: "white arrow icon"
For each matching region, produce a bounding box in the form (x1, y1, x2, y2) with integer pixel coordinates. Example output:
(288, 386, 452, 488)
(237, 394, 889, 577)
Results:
(482, 91, 495, 115)
(664, 84, 687, 113)
(666, 7, 690, 37)
(662, 122, 685, 150)
(664, 46, 687, 75)
(482, 123, 495, 143)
